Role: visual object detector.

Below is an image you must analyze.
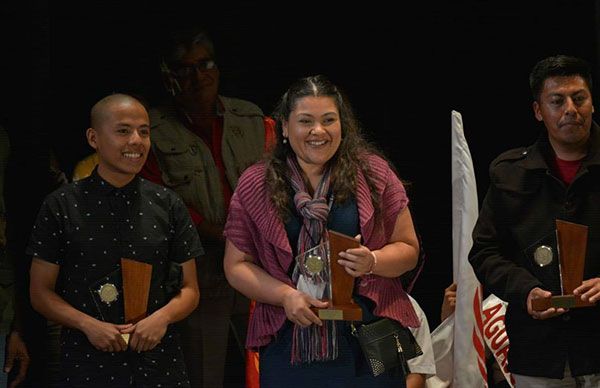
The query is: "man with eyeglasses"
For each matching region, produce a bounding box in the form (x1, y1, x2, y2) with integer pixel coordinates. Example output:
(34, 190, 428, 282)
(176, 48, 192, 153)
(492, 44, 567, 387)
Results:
(140, 26, 275, 388)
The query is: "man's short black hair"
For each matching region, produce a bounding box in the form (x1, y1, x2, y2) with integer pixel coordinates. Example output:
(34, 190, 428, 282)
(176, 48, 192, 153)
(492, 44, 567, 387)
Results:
(529, 55, 592, 101)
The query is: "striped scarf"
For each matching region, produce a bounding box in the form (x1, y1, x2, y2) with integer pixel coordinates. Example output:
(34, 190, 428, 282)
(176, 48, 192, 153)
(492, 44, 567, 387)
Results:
(287, 156, 338, 364)
(287, 156, 332, 255)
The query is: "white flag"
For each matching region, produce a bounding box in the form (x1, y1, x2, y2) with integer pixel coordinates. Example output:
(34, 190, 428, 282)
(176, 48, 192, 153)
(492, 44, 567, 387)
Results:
(451, 110, 487, 386)
(427, 314, 454, 387)
(482, 294, 515, 387)
(427, 111, 487, 387)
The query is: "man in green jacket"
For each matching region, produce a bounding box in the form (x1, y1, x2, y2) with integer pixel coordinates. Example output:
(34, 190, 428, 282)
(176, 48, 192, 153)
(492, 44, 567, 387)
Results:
(140, 26, 275, 388)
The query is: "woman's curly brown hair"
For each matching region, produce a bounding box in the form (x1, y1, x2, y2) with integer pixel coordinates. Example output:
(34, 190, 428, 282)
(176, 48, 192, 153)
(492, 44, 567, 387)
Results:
(266, 75, 397, 222)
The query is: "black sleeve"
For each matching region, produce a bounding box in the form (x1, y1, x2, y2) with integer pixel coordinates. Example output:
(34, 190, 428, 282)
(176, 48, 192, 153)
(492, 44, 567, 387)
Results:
(168, 195, 204, 264)
(468, 182, 542, 309)
(25, 195, 65, 265)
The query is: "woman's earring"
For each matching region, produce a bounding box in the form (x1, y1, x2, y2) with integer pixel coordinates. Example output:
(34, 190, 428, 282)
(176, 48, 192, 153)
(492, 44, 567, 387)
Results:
(283, 138, 288, 144)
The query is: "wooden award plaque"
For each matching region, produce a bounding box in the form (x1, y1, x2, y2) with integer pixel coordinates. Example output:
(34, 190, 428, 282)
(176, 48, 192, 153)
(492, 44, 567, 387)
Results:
(121, 258, 153, 324)
(531, 220, 595, 311)
(311, 230, 363, 321)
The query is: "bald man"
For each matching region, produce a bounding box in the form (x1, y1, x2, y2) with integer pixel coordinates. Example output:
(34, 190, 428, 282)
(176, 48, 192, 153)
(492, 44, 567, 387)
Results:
(27, 94, 203, 387)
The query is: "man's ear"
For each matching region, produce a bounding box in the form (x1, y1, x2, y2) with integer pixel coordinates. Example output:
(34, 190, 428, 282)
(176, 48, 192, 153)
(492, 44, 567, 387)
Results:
(86, 127, 99, 150)
(532, 101, 543, 122)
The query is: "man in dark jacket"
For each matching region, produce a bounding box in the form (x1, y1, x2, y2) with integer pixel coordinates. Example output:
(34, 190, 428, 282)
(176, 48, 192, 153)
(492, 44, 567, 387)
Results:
(469, 55, 600, 386)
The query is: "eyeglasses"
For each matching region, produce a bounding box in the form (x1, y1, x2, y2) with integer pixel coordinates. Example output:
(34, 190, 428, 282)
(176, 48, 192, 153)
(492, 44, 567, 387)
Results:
(171, 59, 217, 79)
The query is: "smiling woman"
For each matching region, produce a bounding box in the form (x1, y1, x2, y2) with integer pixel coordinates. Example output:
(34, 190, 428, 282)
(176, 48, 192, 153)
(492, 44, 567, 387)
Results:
(223, 75, 422, 387)
(282, 96, 342, 189)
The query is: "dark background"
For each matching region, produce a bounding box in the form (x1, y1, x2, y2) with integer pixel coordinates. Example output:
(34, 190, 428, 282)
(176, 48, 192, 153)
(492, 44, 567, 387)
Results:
(3, 0, 599, 331)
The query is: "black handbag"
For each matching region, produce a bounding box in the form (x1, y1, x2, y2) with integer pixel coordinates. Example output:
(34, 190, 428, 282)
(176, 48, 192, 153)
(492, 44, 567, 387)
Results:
(352, 318, 422, 377)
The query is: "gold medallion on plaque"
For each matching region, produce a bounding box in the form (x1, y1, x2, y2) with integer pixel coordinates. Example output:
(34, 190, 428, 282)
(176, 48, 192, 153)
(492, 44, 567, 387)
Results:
(97, 283, 119, 305)
(534, 245, 553, 267)
(305, 254, 324, 275)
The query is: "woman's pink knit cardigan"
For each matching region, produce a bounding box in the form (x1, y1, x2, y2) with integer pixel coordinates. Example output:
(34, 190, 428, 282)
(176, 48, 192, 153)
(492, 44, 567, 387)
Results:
(224, 153, 419, 350)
